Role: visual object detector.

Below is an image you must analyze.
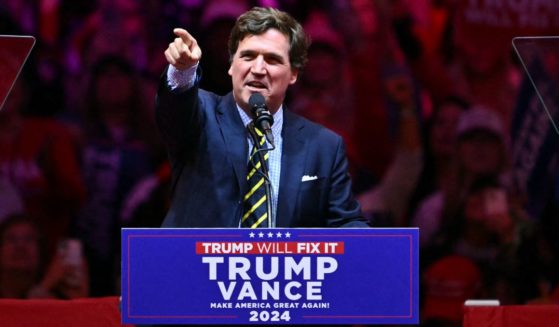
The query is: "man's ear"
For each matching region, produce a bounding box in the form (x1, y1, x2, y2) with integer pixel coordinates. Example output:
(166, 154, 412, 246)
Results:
(290, 68, 299, 84)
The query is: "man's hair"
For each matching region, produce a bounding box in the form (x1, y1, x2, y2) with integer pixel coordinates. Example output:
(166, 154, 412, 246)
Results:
(228, 7, 310, 70)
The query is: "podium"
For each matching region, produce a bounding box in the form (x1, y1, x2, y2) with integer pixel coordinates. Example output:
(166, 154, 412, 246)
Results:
(121, 228, 419, 325)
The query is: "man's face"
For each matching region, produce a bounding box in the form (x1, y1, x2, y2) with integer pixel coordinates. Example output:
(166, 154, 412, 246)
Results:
(228, 28, 298, 114)
(1, 222, 40, 272)
(458, 130, 503, 175)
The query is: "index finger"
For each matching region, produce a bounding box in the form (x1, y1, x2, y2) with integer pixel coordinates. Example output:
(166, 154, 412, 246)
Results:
(173, 28, 196, 46)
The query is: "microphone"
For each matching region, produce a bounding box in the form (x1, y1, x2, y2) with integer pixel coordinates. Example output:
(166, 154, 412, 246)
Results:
(248, 93, 274, 147)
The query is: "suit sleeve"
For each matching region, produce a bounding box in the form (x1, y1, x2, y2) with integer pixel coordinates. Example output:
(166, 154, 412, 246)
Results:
(155, 65, 204, 164)
(327, 137, 370, 227)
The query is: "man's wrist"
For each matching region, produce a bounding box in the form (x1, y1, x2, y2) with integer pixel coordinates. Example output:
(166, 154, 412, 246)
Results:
(167, 63, 198, 91)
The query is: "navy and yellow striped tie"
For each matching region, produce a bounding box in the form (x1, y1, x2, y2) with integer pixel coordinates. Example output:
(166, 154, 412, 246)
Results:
(242, 124, 270, 228)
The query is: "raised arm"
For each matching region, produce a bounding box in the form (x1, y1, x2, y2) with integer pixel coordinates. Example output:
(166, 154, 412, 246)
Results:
(156, 28, 204, 164)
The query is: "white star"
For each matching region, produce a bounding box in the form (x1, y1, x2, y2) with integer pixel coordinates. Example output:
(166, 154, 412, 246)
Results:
(258, 232, 265, 238)
(267, 232, 274, 238)
(285, 232, 291, 238)
(276, 232, 282, 238)
(249, 232, 255, 238)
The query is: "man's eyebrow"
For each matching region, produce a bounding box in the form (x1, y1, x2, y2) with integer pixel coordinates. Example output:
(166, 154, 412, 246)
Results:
(238, 50, 286, 63)
(264, 53, 285, 63)
(239, 50, 256, 56)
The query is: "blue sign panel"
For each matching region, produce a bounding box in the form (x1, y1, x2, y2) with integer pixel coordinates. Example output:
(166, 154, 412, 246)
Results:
(121, 228, 419, 325)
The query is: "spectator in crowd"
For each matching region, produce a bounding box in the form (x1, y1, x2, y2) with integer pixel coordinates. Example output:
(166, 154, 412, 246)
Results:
(0, 75, 85, 262)
(390, 0, 525, 128)
(289, 10, 354, 146)
(407, 95, 470, 222)
(287, 9, 377, 185)
(348, 0, 418, 183)
(67, 0, 149, 73)
(0, 215, 88, 299)
(422, 255, 482, 326)
(75, 55, 156, 296)
(446, 8, 521, 129)
(413, 106, 509, 247)
(424, 176, 536, 303)
(357, 70, 422, 226)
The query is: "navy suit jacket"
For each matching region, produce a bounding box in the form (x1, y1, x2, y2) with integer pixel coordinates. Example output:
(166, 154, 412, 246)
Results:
(156, 73, 367, 228)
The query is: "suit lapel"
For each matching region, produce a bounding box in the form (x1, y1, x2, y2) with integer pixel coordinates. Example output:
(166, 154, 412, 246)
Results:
(277, 110, 306, 226)
(215, 93, 247, 195)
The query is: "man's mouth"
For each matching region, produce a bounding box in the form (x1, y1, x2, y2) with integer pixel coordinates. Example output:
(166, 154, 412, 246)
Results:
(245, 81, 268, 90)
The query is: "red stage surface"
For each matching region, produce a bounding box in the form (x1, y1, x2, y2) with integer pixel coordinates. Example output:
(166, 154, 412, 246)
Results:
(0, 296, 130, 327)
(464, 305, 559, 327)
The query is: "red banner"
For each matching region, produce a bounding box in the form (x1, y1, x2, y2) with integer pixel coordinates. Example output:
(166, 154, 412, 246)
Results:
(196, 242, 345, 255)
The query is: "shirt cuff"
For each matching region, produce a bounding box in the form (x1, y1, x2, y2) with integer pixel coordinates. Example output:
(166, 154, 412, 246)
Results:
(167, 64, 198, 91)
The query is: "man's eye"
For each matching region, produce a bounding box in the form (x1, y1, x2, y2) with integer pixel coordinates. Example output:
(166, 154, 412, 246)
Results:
(266, 56, 284, 65)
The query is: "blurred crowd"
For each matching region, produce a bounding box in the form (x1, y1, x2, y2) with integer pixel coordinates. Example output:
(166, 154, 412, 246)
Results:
(1, 0, 559, 325)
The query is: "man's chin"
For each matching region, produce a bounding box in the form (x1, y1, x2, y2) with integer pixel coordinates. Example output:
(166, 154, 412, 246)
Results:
(239, 89, 266, 105)
(245, 88, 268, 97)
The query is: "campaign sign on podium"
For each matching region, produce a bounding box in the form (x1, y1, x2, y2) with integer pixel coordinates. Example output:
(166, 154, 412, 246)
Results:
(121, 228, 419, 325)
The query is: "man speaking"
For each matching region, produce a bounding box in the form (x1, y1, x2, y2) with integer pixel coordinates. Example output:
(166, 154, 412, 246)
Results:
(157, 7, 367, 228)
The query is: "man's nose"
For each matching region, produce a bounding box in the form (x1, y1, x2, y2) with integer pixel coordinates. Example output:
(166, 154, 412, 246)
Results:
(251, 56, 266, 74)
